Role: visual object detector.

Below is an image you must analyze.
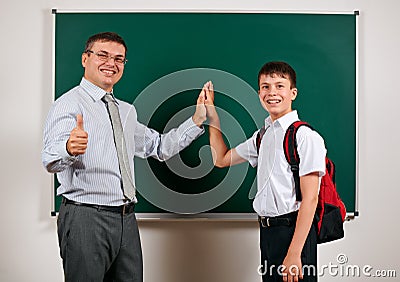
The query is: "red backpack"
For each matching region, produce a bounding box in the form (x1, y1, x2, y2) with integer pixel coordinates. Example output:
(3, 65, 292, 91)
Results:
(256, 121, 346, 244)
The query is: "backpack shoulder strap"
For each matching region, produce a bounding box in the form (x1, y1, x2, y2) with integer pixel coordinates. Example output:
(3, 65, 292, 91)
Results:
(256, 126, 266, 155)
(283, 121, 314, 201)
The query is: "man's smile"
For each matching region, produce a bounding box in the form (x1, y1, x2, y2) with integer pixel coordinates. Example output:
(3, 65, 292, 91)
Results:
(100, 68, 117, 76)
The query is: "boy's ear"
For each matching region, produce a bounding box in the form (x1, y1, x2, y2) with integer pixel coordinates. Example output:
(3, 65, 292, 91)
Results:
(291, 88, 298, 101)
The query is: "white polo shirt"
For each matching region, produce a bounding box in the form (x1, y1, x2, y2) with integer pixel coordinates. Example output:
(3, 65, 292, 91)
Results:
(235, 110, 326, 217)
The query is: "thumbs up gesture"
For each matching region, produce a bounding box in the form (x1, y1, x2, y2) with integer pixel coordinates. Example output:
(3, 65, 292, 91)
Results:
(67, 114, 88, 156)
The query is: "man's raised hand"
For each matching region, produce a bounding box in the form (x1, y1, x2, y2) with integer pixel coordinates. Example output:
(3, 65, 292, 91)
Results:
(192, 83, 208, 127)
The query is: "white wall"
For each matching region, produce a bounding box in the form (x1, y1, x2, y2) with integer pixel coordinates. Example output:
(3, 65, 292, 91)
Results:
(1, 0, 399, 281)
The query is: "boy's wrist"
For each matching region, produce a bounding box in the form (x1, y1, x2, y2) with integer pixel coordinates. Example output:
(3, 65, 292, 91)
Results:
(206, 106, 218, 117)
(207, 115, 220, 125)
(286, 247, 302, 258)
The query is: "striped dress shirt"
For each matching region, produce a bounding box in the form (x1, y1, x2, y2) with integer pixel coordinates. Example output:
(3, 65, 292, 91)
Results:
(42, 78, 204, 206)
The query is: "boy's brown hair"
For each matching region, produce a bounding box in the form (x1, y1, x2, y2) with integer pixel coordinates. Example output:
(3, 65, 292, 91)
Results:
(258, 61, 297, 89)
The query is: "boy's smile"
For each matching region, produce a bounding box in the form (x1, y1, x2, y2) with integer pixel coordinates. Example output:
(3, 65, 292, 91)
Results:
(258, 73, 297, 121)
(266, 98, 282, 104)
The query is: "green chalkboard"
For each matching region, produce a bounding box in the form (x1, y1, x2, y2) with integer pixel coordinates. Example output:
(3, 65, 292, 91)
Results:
(53, 11, 358, 217)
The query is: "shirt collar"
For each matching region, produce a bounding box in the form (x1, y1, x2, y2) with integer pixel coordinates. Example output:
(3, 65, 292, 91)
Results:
(264, 110, 299, 131)
(80, 77, 117, 103)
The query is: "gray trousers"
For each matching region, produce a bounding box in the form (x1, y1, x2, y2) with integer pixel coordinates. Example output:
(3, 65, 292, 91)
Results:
(57, 201, 143, 282)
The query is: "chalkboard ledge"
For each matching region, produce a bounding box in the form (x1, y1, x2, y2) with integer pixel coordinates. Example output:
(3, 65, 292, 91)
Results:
(136, 213, 258, 221)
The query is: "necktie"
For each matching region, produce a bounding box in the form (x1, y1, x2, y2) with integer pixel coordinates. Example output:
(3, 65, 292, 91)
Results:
(102, 93, 136, 201)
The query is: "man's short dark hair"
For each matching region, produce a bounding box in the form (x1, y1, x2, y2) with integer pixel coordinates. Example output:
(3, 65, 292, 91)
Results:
(84, 32, 128, 55)
(258, 61, 297, 89)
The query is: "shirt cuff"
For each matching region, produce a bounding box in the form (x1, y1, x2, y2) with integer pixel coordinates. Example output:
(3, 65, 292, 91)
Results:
(57, 140, 78, 163)
(235, 142, 258, 167)
(299, 167, 326, 178)
(179, 117, 205, 139)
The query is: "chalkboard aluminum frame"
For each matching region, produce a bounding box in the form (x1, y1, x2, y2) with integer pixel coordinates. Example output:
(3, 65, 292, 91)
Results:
(50, 9, 360, 220)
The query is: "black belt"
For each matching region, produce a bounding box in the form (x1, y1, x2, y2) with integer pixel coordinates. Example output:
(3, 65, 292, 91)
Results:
(62, 197, 135, 215)
(258, 211, 298, 227)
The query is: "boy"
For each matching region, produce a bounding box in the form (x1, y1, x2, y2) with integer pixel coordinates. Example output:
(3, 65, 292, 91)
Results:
(204, 61, 326, 281)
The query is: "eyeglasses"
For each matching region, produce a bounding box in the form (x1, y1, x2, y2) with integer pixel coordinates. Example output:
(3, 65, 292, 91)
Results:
(86, 50, 128, 65)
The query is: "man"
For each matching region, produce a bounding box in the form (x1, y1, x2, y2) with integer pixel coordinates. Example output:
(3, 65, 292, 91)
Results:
(42, 32, 207, 281)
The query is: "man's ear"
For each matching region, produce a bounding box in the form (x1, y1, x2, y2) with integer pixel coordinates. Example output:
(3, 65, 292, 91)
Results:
(82, 53, 87, 68)
(291, 88, 298, 101)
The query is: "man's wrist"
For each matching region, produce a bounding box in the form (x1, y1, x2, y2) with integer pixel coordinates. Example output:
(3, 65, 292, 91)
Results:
(66, 139, 73, 156)
(192, 115, 206, 127)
